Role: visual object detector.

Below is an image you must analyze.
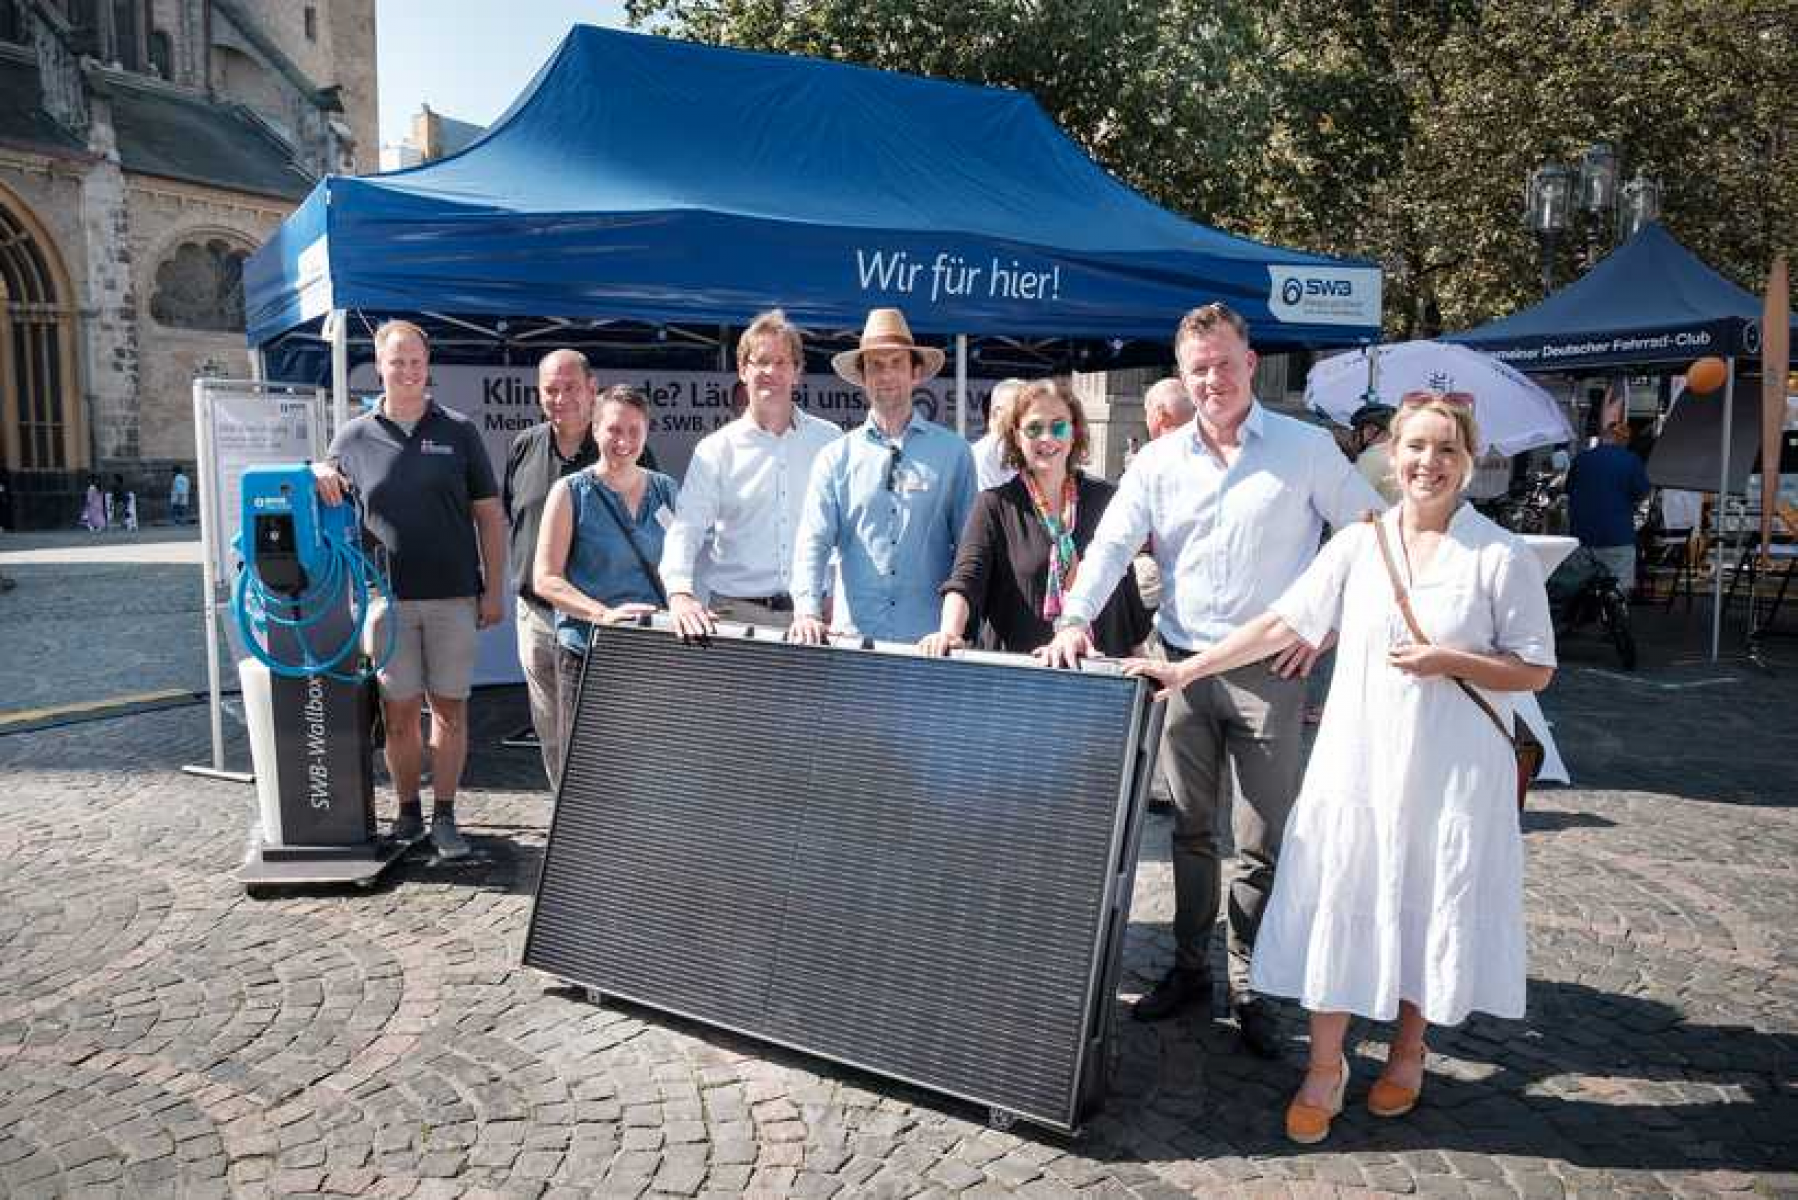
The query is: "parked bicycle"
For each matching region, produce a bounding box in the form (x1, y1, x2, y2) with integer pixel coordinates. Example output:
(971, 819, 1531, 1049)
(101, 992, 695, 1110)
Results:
(1546, 546, 1638, 670)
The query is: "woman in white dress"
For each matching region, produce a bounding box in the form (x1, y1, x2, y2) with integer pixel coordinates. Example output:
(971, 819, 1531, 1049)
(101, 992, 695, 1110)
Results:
(1125, 392, 1555, 1145)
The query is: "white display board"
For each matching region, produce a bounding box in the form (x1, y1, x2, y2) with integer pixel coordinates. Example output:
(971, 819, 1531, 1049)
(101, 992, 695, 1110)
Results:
(202, 387, 327, 587)
(187, 380, 328, 780)
(347, 364, 1001, 483)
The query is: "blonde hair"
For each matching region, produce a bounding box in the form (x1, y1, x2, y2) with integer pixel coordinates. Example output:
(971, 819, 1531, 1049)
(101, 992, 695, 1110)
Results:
(373, 319, 429, 354)
(1390, 396, 1481, 489)
(999, 377, 1090, 472)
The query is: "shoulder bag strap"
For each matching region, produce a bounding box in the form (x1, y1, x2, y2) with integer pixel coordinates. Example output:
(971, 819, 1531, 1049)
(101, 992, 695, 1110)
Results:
(591, 475, 670, 608)
(1364, 514, 1514, 746)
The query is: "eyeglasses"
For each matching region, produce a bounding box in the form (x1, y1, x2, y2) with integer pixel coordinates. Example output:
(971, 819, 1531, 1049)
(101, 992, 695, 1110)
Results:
(1019, 418, 1073, 440)
(884, 444, 902, 492)
(1399, 389, 1475, 409)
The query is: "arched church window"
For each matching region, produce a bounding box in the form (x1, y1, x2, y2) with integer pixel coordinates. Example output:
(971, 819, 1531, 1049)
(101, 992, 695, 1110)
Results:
(150, 238, 249, 332)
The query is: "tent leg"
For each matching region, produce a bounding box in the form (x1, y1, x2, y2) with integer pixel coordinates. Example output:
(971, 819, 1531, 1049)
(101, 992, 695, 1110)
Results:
(329, 308, 350, 433)
(955, 335, 968, 439)
(1710, 358, 1735, 662)
(249, 348, 265, 383)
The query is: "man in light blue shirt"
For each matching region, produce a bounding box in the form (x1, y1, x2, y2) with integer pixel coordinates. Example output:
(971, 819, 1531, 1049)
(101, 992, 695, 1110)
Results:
(1043, 302, 1381, 1054)
(790, 309, 976, 644)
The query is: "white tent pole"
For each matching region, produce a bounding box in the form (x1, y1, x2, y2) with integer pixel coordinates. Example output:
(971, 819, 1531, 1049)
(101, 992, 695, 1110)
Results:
(330, 308, 350, 432)
(249, 348, 265, 383)
(1709, 357, 1735, 662)
(955, 335, 968, 438)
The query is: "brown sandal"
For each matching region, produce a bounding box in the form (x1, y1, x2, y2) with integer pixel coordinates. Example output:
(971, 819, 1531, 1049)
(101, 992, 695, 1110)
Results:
(1367, 1045, 1426, 1118)
(1285, 1057, 1349, 1145)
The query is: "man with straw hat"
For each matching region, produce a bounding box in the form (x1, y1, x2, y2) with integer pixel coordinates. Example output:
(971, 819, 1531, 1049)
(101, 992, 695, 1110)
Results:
(789, 308, 977, 644)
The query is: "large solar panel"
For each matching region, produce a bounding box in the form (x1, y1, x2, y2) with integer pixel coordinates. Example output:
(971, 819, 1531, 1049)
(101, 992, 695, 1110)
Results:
(523, 621, 1160, 1132)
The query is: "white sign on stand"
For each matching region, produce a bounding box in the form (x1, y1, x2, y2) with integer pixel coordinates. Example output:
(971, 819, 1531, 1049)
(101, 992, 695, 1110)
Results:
(183, 379, 327, 783)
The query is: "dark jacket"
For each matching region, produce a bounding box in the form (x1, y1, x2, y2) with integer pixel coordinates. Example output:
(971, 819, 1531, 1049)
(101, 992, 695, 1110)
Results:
(942, 473, 1150, 656)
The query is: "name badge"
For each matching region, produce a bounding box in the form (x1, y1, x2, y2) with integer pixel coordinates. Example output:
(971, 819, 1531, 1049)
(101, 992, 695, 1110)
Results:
(654, 507, 674, 530)
(419, 439, 456, 456)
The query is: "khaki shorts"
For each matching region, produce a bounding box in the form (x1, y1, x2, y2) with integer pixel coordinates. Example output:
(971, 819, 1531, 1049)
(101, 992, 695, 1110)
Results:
(365, 596, 479, 701)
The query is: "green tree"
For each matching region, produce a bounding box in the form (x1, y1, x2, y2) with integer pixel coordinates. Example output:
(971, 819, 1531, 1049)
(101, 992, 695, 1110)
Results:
(625, 0, 1273, 225)
(627, 0, 1796, 339)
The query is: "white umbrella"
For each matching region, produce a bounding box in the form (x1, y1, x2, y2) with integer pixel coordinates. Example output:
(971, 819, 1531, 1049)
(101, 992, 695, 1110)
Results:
(1305, 340, 1574, 455)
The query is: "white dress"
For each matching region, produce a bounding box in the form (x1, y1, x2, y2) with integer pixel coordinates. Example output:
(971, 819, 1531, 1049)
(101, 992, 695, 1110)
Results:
(1248, 505, 1556, 1025)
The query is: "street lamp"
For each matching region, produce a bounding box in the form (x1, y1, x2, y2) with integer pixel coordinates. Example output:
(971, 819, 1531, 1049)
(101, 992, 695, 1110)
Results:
(1525, 143, 1662, 293)
(1525, 163, 1573, 297)
(1619, 171, 1662, 239)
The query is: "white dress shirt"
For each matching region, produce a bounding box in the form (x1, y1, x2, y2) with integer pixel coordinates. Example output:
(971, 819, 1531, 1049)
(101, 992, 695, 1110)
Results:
(972, 432, 1016, 490)
(1062, 403, 1384, 651)
(661, 407, 843, 600)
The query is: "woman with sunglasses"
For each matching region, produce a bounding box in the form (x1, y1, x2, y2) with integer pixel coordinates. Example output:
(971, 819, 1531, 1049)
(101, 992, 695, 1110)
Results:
(919, 378, 1149, 658)
(1125, 392, 1556, 1144)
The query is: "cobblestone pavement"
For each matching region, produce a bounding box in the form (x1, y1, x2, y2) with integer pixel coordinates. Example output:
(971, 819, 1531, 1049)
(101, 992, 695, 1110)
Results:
(0, 528, 214, 717)
(1, 534, 1795, 1197)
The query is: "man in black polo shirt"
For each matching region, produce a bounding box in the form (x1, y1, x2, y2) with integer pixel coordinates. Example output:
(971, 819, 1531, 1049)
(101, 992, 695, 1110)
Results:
(502, 348, 597, 788)
(312, 319, 505, 860)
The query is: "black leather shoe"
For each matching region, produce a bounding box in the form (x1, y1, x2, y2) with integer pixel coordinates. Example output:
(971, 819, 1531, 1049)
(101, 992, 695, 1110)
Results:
(1133, 968, 1209, 1022)
(1232, 995, 1282, 1059)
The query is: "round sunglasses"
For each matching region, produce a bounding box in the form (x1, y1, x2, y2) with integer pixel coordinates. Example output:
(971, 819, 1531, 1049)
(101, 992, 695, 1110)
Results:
(1019, 418, 1073, 440)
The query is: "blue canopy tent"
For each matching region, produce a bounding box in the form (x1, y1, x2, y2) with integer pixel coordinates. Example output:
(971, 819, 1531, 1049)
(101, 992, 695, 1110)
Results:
(244, 25, 1382, 415)
(1450, 222, 1796, 660)
(1447, 222, 1790, 372)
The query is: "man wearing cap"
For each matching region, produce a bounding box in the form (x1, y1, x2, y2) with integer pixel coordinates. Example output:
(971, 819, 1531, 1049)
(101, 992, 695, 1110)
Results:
(789, 308, 977, 644)
(663, 309, 842, 637)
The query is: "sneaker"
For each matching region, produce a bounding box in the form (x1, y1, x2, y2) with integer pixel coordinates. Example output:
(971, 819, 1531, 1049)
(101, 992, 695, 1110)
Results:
(390, 808, 425, 843)
(430, 812, 470, 860)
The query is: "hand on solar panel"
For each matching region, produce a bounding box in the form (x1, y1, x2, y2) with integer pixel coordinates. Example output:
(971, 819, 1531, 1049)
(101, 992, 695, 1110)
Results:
(916, 630, 966, 657)
(787, 614, 831, 645)
(598, 601, 657, 626)
(667, 592, 718, 642)
(1121, 655, 1195, 700)
(1035, 624, 1094, 670)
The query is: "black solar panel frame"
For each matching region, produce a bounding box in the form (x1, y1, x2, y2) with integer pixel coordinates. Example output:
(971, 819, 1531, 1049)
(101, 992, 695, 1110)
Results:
(523, 620, 1159, 1132)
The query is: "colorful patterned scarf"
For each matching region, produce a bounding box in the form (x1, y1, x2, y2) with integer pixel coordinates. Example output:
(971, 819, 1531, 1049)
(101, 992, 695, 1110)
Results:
(1023, 472, 1080, 620)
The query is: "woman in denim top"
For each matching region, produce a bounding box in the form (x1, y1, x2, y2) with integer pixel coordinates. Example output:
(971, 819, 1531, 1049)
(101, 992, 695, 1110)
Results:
(534, 386, 678, 744)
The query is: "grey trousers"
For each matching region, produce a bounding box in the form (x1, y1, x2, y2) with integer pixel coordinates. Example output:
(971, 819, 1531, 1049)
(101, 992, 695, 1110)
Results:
(515, 598, 563, 789)
(1160, 649, 1306, 995)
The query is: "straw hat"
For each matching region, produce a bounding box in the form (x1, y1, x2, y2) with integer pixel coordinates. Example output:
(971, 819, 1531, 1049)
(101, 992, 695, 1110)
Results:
(831, 308, 946, 386)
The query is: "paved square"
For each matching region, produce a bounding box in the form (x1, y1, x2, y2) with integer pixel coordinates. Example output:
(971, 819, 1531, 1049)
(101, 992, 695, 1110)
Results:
(1, 532, 1794, 1197)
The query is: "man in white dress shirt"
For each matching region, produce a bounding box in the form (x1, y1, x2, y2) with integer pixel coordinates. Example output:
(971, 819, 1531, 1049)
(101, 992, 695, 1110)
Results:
(970, 378, 1024, 491)
(665, 310, 842, 635)
(1043, 302, 1382, 1056)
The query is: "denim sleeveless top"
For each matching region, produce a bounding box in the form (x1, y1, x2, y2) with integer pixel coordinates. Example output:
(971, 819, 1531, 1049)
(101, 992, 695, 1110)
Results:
(555, 468, 679, 654)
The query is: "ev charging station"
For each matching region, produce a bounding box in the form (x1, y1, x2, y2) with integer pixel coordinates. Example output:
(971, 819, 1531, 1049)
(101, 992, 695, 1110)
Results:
(229, 462, 410, 893)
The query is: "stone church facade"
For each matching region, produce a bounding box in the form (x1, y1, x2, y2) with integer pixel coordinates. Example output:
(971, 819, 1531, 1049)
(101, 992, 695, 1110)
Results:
(0, 0, 374, 529)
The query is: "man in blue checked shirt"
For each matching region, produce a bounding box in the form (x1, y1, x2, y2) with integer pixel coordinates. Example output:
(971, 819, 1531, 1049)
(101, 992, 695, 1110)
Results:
(789, 309, 976, 644)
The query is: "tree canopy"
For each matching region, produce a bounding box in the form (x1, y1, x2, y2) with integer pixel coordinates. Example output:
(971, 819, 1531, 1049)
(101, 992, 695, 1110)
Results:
(626, 0, 1794, 340)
